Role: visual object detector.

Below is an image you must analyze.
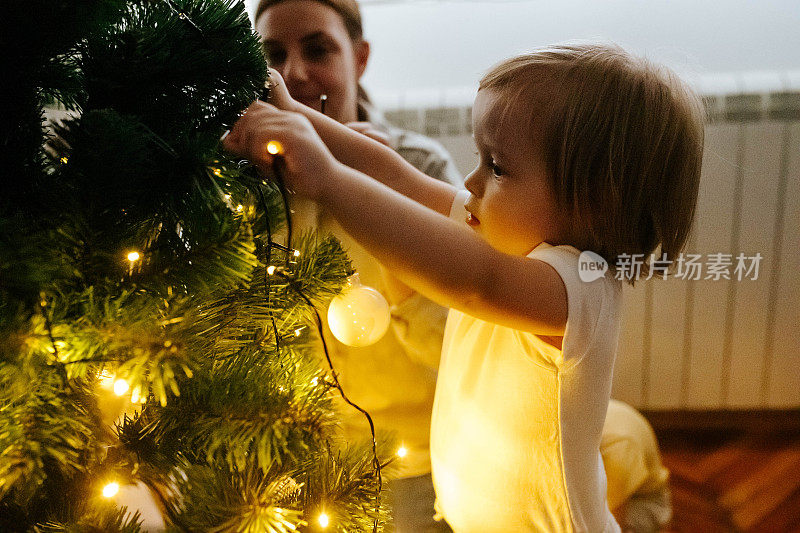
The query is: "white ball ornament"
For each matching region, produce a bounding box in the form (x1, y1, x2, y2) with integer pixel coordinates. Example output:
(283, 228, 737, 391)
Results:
(327, 274, 390, 347)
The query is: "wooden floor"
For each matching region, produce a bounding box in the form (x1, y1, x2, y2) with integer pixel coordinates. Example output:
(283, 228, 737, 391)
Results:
(655, 428, 800, 532)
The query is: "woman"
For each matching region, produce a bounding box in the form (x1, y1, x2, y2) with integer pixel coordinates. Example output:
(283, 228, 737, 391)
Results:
(254, 0, 461, 531)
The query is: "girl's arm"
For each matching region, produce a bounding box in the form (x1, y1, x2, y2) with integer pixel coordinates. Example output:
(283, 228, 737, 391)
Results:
(223, 104, 567, 336)
(267, 70, 456, 215)
(315, 164, 568, 336)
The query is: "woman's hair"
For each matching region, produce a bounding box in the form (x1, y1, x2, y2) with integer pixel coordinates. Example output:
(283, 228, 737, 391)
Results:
(254, 0, 371, 111)
(255, 0, 363, 41)
(480, 43, 705, 283)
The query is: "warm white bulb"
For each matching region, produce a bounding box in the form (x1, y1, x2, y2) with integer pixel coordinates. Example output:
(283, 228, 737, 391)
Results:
(293, 249, 301, 257)
(318, 513, 329, 528)
(397, 446, 408, 458)
(267, 265, 276, 275)
(113, 379, 129, 396)
(126, 251, 140, 262)
(266, 140, 284, 155)
(102, 482, 120, 498)
(236, 204, 243, 212)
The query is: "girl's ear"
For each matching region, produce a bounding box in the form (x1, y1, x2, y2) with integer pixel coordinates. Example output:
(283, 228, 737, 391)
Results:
(355, 40, 370, 79)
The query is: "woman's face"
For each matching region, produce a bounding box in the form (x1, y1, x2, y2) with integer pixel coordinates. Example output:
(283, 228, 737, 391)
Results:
(256, 0, 369, 124)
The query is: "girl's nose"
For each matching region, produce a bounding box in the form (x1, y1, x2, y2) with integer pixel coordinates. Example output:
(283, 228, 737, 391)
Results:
(463, 167, 483, 197)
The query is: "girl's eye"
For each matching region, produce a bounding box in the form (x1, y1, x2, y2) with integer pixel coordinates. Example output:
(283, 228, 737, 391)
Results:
(489, 159, 504, 178)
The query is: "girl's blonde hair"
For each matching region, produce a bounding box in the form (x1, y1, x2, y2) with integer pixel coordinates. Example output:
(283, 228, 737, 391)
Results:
(480, 44, 705, 282)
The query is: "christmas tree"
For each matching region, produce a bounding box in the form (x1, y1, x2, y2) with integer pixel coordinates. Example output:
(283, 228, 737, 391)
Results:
(0, 0, 388, 530)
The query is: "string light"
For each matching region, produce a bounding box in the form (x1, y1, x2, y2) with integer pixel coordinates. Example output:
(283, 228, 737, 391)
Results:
(236, 204, 243, 212)
(259, 144, 382, 532)
(267, 265, 276, 275)
(113, 378, 129, 396)
(102, 482, 120, 498)
(60, 156, 68, 164)
(126, 251, 141, 262)
(266, 140, 284, 155)
(317, 512, 329, 528)
(293, 249, 301, 257)
(397, 446, 408, 458)
(294, 328, 302, 337)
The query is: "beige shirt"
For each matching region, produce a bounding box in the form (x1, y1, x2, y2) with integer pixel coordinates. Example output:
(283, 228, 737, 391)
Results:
(430, 191, 623, 532)
(601, 399, 670, 511)
(293, 106, 461, 478)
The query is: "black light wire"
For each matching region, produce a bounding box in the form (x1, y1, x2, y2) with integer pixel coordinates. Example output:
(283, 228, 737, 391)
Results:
(252, 86, 383, 531)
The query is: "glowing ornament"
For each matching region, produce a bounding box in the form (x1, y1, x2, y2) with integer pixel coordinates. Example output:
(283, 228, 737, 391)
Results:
(327, 274, 390, 347)
(115, 482, 166, 530)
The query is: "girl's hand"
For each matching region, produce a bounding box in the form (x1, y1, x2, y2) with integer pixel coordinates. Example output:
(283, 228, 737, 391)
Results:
(264, 68, 300, 112)
(345, 121, 391, 147)
(223, 101, 339, 200)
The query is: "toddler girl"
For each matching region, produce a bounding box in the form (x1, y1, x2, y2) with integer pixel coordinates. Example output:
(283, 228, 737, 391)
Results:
(224, 43, 704, 532)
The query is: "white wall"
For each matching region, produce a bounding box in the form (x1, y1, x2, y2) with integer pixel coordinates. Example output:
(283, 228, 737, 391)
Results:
(246, 0, 800, 101)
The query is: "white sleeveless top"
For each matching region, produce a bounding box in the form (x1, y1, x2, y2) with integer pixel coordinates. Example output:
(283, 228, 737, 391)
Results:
(430, 191, 623, 532)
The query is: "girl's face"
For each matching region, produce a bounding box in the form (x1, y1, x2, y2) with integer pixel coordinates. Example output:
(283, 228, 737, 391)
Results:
(463, 90, 571, 256)
(256, 0, 369, 124)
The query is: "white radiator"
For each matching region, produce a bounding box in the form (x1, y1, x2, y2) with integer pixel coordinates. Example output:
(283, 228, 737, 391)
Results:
(379, 73, 800, 410)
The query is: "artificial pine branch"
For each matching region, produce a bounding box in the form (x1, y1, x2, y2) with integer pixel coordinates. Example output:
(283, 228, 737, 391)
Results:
(33, 501, 143, 533)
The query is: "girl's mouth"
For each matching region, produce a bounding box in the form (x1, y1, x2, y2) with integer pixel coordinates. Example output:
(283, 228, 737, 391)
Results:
(466, 211, 480, 227)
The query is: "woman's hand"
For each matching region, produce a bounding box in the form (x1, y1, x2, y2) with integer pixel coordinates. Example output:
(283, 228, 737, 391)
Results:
(223, 100, 339, 200)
